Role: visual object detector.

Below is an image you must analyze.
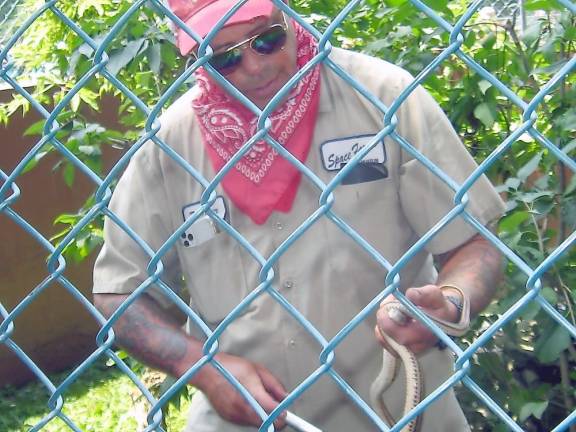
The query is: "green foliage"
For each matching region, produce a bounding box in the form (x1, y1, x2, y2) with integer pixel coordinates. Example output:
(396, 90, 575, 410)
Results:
(2, 0, 575, 430)
(105, 350, 196, 429)
(2, 0, 187, 262)
(0, 359, 192, 431)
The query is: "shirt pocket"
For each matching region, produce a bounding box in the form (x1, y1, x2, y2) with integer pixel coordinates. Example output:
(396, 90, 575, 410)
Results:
(179, 228, 250, 327)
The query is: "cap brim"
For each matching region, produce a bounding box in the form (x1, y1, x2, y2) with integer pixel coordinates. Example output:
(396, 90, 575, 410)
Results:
(177, 0, 276, 56)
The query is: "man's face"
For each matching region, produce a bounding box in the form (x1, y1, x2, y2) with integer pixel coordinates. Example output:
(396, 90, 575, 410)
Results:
(202, 10, 298, 109)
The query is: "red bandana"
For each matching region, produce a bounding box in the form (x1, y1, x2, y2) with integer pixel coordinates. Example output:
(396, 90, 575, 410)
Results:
(191, 20, 321, 224)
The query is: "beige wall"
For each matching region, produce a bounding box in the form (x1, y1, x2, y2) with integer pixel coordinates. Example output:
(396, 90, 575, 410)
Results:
(0, 88, 124, 386)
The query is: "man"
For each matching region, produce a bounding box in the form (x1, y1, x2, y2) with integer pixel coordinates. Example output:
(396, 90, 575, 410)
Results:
(93, 0, 505, 430)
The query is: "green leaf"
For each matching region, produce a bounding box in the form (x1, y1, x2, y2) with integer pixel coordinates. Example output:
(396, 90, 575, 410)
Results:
(563, 139, 576, 156)
(23, 119, 47, 137)
(78, 0, 107, 17)
(554, 108, 576, 131)
(106, 38, 146, 76)
(78, 145, 102, 156)
(504, 177, 521, 190)
(520, 301, 540, 321)
(79, 88, 100, 111)
(477, 352, 511, 382)
(533, 59, 569, 75)
(424, 0, 448, 11)
(54, 213, 79, 225)
(160, 42, 178, 67)
(532, 197, 555, 216)
(519, 401, 548, 422)
(63, 162, 76, 187)
(499, 211, 530, 232)
(523, 0, 560, 11)
(478, 80, 492, 95)
(385, 0, 408, 6)
(22, 148, 51, 173)
(517, 152, 543, 181)
(51, 225, 75, 244)
(522, 22, 542, 45)
(535, 324, 572, 363)
(473, 103, 496, 128)
(70, 93, 81, 112)
(516, 191, 553, 204)
(564, 25, 576, 43)
(540, 287, 558, 305)
(148, 43, 162, 75)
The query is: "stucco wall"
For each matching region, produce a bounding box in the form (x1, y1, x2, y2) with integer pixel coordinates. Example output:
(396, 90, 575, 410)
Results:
(0, 88, 124, 386)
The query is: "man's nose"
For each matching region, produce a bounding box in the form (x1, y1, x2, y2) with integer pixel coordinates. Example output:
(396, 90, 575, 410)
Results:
(239, 47, 266, 75)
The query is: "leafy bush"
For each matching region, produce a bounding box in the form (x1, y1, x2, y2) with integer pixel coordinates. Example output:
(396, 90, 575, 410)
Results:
(1, 0, 574, 430)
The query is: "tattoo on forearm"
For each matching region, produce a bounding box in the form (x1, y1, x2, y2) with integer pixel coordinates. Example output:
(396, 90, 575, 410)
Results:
(437, 235, 503, 314)
(101, 295, 190, 376)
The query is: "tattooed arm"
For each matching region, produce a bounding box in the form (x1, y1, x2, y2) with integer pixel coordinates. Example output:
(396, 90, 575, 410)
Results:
(435, 232, 504, 317)
(375, 232, 503, 353)
(94, 293, 200, 378)
(93, 293, 287, 428)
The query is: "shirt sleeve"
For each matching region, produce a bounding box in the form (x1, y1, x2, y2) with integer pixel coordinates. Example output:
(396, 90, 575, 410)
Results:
(92, 145, 183, 309)
(395, 76, 506, 255)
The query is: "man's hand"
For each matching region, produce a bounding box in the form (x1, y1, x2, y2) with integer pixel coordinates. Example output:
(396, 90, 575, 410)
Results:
(94, 293, 287, 429)
(374, 285, 460, 354)
(374, 232, 503, 354)
(198, 352, 288, 429)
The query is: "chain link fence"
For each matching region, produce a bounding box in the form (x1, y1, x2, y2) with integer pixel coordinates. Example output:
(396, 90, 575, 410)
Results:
(1, 0, 575, 431)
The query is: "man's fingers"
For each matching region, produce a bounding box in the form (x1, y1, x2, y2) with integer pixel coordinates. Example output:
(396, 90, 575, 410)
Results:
(376, 296, 438, 350)
(247, 365, 287, 429)
(257, 364, 288, 402)
(250, 384, 287, 429)
(374, 325, 386, 345)
(379, 293, 396, 307)
(406, 285, 445, 310)
(376, 287, 457, 353)
(374, 325, 402, 357)
(208, 354, 287, 428)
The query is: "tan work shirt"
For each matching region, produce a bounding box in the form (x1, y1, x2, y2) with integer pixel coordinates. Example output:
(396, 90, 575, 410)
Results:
(93, 47, 505, 431)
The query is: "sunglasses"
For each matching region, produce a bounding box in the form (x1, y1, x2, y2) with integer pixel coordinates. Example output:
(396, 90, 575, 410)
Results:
(196, 15, 289, 76)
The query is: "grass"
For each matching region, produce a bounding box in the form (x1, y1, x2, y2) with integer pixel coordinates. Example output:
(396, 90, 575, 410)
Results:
(0, 358, 192, 431)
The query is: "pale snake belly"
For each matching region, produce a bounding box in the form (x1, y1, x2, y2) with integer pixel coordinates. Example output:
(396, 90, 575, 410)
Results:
(369, 288, 470, 432)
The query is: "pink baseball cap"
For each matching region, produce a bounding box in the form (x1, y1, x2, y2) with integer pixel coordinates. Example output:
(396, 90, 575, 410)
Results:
(167, 0, 277, 56)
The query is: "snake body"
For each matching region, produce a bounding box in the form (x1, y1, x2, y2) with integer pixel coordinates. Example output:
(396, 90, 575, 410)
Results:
(369, 289, 470, 432)
(370, 329, 423, 432)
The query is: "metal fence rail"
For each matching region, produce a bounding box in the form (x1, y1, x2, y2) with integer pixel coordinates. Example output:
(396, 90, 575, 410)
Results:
(1, 0, 575, 431)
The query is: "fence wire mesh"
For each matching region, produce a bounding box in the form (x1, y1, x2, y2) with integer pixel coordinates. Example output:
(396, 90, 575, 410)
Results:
(488, 0, 521, 19)
(0, 0, 575, 431)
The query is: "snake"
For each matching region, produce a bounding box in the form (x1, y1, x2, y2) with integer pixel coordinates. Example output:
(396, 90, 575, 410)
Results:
(369, 286, 470, 432)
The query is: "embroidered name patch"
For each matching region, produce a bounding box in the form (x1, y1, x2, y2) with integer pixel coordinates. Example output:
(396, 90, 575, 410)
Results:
(181, 196, 227, 248)
(320, 135, 388, 184)
(320, 135, 386, 171)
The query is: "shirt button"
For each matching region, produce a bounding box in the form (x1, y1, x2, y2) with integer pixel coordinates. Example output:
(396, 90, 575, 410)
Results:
(289, 339, 296, 347)
(283, 279, 294, 289)
(275, 222, 283, 230)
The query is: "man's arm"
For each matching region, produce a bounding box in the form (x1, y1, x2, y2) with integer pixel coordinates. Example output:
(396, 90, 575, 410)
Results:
(375, 232, 503, 353)
(94, 293, 287, 428)
(435, 231, 504, 316)
(94, 293, 201, 378)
